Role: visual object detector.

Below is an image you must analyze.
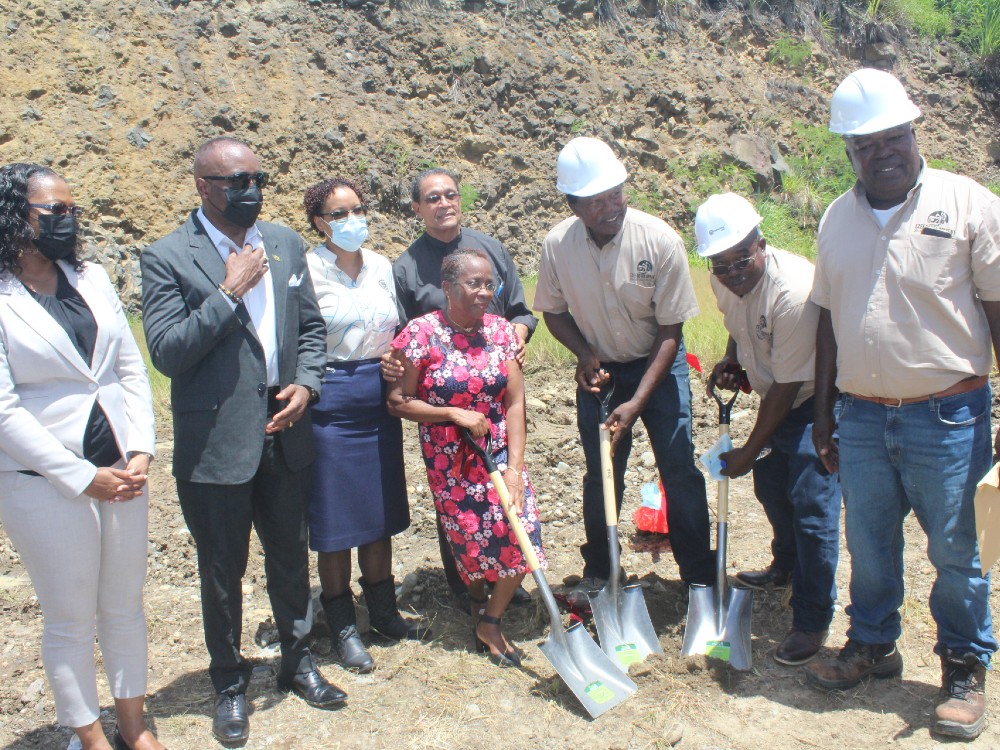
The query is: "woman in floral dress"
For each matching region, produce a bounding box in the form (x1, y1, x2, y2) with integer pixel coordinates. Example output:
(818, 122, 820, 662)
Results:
(387, 247, 544, 668)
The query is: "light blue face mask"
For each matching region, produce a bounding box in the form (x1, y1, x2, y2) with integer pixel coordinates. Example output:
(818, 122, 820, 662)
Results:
(325, 215, 368, 253)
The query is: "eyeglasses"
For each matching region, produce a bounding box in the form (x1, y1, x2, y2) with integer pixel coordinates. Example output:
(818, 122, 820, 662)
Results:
(28, 202, 84, 218)
(422, 191, 460, 205)
(201, 171, 270, 190)
(459, 279, 496, 292)
(710, 253, 756, 277)
(319, 206, 367, 224)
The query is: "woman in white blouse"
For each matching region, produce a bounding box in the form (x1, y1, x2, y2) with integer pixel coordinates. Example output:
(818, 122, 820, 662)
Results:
(303, 177, 430, 673)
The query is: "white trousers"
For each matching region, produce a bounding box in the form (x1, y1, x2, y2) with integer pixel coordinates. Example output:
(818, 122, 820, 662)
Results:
(0, 471, 149, 727)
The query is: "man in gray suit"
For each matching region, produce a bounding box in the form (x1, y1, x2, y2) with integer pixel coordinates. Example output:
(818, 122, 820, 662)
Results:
(141, 137, 345, 744)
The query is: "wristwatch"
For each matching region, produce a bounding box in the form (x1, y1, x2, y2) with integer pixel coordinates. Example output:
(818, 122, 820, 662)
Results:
(306, 386, 321, 405)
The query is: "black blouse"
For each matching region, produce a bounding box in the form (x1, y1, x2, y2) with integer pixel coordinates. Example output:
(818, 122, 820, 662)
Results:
(28, 268, 122, 468)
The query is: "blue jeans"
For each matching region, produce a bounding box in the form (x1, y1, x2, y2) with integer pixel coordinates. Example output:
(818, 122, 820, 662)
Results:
(752, 397, 841, 632)
(577, 343, 713, 584)
(838, 385, 996, 666)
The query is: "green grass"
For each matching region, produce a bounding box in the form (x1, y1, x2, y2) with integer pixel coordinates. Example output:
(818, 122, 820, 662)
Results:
(894, 0, 952, 38)
(459, 183, 480, 213)
(768, 35, 812, 69)
(129, 316, 170, 416)
(988, 181, 1000, 198)
(927, 157, 958, 171)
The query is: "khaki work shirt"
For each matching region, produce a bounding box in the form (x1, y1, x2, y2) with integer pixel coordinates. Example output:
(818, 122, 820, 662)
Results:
(812, 166, 1000, 399)
(533, 207, 699, 363)
(712, 246, 818, 408)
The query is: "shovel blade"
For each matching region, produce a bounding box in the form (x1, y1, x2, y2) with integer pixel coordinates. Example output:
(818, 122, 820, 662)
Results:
(589, 584, 662, 671)
(539, 621, 638, 719)
(680, 584, 753, 671)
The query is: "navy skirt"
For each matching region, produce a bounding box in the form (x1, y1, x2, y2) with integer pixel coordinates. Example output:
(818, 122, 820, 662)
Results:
(309, 358, 410, 552)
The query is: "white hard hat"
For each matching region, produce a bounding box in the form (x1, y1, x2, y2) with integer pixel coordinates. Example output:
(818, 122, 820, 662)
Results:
(694, 193, 763, 258)
(556, 137, 628, 197)
(829, 68, 921, 136)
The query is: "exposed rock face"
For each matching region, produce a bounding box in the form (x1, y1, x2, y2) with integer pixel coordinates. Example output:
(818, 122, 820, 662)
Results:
(0, 0, 995, 307)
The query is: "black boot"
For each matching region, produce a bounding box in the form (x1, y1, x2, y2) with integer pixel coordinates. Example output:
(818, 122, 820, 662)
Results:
(360, 576, 433, 641)
(321, 592, 374, 673)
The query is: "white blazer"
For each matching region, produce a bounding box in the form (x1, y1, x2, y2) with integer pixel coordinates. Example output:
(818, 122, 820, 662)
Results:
(0, 260, 155, 498)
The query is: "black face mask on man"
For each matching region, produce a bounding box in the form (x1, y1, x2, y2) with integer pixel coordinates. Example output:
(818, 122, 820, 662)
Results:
(32, 213, 78, 261)
(222, 185, 263, 228)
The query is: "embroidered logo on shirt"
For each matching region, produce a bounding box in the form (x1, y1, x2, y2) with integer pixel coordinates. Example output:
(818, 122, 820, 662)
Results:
(379, 279, 389, 292)
(915, 210, 954, 238)
(755, 315, 772, 344)
(630, 259, 654, 284)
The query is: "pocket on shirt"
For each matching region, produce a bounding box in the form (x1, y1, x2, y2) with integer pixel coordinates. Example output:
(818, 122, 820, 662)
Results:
(619, 280, 656, 318)
(901, 235, 968, 294)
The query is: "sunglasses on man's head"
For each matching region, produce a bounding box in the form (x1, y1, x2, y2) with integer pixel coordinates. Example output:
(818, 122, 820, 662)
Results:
(201, 171, 270, 190)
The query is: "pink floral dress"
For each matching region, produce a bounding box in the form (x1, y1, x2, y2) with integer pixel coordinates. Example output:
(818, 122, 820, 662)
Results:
(392, 311, 545, 584)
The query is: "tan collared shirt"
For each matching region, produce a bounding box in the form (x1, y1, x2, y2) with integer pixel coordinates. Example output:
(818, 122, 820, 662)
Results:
(533, 207, 699, 362)
(811, 165, 1000, 399)
(712, 246, 818, 408)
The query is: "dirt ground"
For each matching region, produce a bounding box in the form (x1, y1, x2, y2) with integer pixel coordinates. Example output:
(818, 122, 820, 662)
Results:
(1, 366, 999, 750)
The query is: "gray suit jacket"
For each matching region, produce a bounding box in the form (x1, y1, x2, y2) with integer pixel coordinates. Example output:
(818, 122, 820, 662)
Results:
(140, 210, 325, 484)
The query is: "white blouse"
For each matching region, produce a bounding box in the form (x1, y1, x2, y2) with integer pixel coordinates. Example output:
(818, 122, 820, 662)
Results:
(306, 246, 399, 362)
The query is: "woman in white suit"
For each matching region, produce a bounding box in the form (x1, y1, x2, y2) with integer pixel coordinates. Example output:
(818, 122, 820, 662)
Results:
(0, 164, 164, 750)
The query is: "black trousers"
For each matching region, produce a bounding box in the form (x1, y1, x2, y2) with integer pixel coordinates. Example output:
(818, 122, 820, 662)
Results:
(178, 435, 315, 694)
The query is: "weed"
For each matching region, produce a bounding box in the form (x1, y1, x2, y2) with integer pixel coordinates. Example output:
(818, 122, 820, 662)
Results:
(357, 156, 369, 174)
(459, 183, 480, 212)
(894, 0, 951, 38)
(129, 317, 171, 416)
(927, 157, 958, 172)
(570, 118, 587, 134)
(382, 140, 411, 176)
(988, 181, 1000, 198)
(626, 187, 663, 215)
(768, 35, 812, 69)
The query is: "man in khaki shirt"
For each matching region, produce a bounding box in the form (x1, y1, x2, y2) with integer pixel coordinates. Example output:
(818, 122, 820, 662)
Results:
(806, 69, 1000, 741)
(534, 137, 713, 599)
(696, 193, 841, 667)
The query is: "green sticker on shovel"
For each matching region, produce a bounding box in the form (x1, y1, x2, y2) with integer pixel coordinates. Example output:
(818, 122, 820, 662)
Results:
(584, 680, 615, 704)
(706, 640, 732, 660)
(614, 643, 641, 666)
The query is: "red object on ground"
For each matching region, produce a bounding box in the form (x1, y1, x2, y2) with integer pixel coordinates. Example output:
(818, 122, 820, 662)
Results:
(633, 480, 669, 534)
(686, 352, 702, 373)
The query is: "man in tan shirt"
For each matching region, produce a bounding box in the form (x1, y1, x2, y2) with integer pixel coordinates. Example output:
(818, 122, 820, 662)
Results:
(806, 69, 1000, 740)
(534, 137, 713, 600)
(696, 192, 841, 667)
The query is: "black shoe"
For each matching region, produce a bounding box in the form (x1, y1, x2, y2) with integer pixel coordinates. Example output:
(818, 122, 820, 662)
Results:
(736, 563, 792, 590)
(361, 576, 433, 641)
(212, 691, 250, 744)
(774, 629, 828, 666)
(509, 585, 532, 607)
(474, 613, 522, 668)
(111, 725, 130, 750)
(321, 592, 375, 673)
(276, 668, 347, 708)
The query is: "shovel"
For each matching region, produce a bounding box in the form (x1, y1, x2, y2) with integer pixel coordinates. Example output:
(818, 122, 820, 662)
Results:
(587, 379, 662, 671)
(460, 428, 637, 718)
(680, 385, 753, 671)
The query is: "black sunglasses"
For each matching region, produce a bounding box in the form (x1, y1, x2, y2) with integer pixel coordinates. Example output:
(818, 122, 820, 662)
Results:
(318, 206, 367, 224)
(201, 171, 270, 190)
(29, 202, 84, 218)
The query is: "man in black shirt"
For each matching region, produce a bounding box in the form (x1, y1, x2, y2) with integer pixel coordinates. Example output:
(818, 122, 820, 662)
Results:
(389, 167, 537, 601)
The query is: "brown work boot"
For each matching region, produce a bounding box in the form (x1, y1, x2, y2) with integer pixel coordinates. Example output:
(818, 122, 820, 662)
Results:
(933, 650, 987, 740)
(774, 629, 828, 666)
(806, 638, 902, 690)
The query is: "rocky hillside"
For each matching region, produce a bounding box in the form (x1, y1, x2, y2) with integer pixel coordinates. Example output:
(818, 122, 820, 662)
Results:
(1, 0, 997, 307)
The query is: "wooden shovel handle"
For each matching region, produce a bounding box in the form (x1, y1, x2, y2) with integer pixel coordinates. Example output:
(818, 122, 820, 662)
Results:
(599, 426, 618, 526)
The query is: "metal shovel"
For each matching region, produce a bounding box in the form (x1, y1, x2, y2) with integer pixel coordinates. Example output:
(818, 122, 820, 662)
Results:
(460, 429, 637, 718)
(587, 380, 662, 671)
(680, 385, 753, 671)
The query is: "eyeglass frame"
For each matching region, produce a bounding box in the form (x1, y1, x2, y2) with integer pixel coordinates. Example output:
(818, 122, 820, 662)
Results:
(457, 278, 497, 292)
(200, 171, 270, 190)
(28, 202, 84, 218)
(318, 205, 367, 224)
(420, 190, 461, 206)
(708, 237, 763, 276)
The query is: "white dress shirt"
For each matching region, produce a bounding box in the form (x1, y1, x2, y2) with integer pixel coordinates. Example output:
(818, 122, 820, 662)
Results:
(197, 208, 279, 386)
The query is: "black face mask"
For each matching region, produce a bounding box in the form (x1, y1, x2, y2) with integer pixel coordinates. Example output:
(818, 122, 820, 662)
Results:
(32, 213, 78, 261)
(222, 185, 263, 228)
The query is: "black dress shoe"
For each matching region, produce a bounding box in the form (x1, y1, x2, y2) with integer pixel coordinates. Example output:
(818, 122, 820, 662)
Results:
(735, 563, 792, 590)
(212, 691, 250, 744)
(276, 668, 347, 708)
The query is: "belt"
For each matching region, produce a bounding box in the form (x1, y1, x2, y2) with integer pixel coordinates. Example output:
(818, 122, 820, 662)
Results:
(847, 374, 988, 407)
